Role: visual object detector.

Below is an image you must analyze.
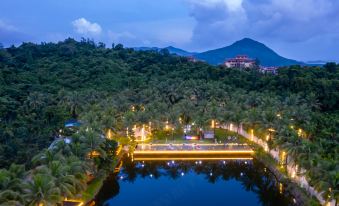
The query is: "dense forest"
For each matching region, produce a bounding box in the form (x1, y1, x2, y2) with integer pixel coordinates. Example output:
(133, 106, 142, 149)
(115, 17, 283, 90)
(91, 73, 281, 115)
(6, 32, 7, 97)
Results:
(0, 38, 338, 204)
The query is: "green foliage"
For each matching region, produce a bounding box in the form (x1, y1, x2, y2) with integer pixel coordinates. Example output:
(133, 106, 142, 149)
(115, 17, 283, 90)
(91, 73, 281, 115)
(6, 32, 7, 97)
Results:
(0, 39, 338, 203)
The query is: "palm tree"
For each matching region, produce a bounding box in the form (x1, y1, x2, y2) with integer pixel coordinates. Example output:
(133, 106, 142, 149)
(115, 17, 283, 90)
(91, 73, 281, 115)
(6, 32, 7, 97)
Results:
(35, 161, 77, 198)
(32, 149, 64, 166)
(25, 92, 46, 111)
(0, 190, 25, 205)
(24, 174, 61, 206)
(59, 91, 82, 118)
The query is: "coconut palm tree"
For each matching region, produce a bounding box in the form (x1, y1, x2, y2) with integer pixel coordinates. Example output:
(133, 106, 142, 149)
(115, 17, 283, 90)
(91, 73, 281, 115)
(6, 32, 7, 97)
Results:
(34, 161, 77, 198)
(0, 190, 25, 205)
(59, 91, 83, 118)
(24, 174, 61, 206)
(32, 149, 64, 166)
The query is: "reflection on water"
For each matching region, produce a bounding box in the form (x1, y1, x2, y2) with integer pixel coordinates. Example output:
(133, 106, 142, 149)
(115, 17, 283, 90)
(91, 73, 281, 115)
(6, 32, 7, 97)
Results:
(95, 155, 294, 206)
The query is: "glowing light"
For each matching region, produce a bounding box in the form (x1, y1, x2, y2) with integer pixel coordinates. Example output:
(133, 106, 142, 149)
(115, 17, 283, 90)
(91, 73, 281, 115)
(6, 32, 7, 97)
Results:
(116, 145, 122, 155)
(131, 106, 135, 112)
(63, 198, 83, 206)
(291, 170, 296, 178)
(141, 125, 146, 141)
(210, 172, 213, 176)
(133, 150, 254, 155)
(136, 143, 248, 146)
(134, 157, 253, 161)
(279, 183, 283, 194)
(211, 120, 215, 128)
(181, 172, 184, 176)
(150, 174, 153, 178)
(250, 129, 254, 141)
(107, 129, 112, 139)
(268, 128, 275, 132)
(281, 151, 286, 165)
(264, 144, 269, 152)
(165, 121, 169, 130)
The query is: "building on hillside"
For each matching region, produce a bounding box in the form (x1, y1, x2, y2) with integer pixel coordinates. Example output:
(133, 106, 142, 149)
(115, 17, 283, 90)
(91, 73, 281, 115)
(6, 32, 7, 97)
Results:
(224, 55, 256, 68)
(260, 66, 278, 75)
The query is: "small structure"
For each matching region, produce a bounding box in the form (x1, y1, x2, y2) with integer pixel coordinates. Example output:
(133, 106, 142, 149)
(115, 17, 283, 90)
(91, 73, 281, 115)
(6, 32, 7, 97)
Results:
(224, 55, 256, 69)
(260, 66, 278, 75)
(64, 119, 81, 128)
(203, 131, 215, 139)
(133, 125, 151, 142)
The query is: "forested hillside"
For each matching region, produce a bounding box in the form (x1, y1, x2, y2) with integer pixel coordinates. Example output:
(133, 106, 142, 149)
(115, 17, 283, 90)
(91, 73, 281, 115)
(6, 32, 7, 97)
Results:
(0, 38, 338, 169)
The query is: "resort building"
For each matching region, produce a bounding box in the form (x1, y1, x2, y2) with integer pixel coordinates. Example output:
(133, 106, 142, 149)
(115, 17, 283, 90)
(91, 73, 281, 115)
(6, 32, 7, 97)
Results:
(224, 55, 256, 69)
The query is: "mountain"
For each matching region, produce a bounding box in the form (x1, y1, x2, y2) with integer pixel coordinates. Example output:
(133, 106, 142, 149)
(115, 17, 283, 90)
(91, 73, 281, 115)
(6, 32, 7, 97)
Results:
(164, 46, 196, 56)
(133, 46, 195, 57)
(133, 38, 303, 66)
(194, 38, 302, 66)
(133, 47, 160, 52)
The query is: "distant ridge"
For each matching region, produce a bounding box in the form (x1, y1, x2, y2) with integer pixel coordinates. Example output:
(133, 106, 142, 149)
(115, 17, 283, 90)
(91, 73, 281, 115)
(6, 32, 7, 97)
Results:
(132, 38, 304, 66)
(133, 46, 196, 57)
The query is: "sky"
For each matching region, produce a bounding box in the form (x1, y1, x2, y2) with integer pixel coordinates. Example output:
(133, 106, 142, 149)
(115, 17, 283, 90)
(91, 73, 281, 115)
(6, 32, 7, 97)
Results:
(1, 0, 339, 61)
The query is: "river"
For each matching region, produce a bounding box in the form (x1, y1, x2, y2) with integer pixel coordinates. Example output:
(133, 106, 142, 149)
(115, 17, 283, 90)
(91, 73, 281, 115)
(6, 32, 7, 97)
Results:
(94, 155, 295, 206)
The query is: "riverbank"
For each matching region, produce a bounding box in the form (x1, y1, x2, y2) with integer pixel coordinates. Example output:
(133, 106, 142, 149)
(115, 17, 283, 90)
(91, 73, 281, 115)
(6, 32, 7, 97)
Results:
(221, 124, 331, 206)
(252, 145, 320, 206)
(83, 147, 126, 205)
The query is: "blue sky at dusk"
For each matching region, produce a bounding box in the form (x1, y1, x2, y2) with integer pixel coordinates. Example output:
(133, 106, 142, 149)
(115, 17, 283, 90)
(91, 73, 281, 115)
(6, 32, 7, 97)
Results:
(1, 0, 339, 61)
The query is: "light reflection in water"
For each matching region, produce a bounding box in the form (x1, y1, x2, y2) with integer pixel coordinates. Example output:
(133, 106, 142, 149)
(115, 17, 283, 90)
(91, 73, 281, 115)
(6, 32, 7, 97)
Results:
(95, 155, 295, 206)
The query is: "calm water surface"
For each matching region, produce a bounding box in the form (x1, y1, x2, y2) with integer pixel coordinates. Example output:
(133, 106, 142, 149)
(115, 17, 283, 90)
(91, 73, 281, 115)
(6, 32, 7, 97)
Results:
(95, 156, 295, 206)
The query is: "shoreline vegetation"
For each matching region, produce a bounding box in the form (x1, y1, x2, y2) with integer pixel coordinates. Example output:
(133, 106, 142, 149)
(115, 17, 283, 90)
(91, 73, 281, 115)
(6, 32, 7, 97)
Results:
(0, 39, 337, 205)
(223, 127, 322, 205)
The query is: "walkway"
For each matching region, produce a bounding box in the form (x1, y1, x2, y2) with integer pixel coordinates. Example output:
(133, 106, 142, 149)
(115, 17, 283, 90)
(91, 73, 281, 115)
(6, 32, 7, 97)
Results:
(221, 123, 334, 206)
(133, 143, 253, 161)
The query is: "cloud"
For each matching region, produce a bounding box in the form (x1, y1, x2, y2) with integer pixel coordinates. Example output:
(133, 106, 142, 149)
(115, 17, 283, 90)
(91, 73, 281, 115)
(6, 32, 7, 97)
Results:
(106, 18, 194, 48)
(0, 20, 18, 32)
(108, 31, 136, 43)
(185, 0, 339, 51)
(0, 20, 31, 46)
(72, 18, 102, 35)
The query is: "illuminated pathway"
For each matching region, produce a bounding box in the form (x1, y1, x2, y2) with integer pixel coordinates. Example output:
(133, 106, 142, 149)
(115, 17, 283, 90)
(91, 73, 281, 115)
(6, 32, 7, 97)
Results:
(221, 123, 335, 206)
(133, 143, 254, 161)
